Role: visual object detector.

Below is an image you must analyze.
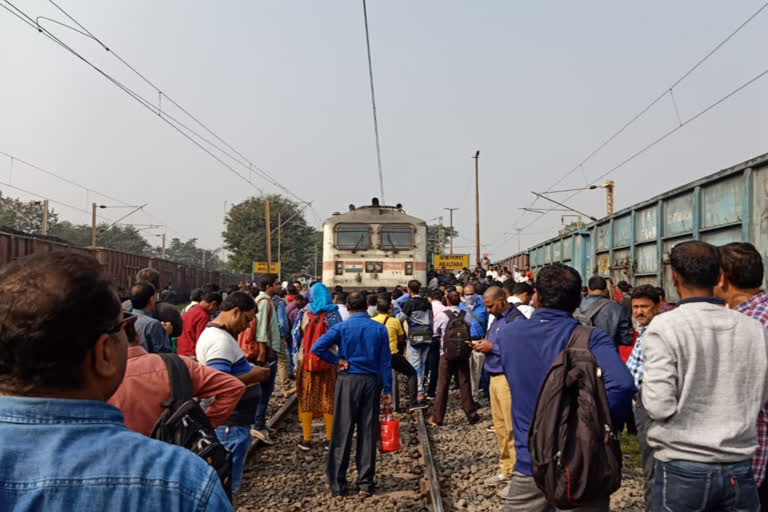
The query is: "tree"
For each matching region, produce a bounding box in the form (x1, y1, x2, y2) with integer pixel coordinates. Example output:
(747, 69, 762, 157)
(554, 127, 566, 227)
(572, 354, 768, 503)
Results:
(223, 195, 318, 277)
(0, 193, 59, 233)
(426, 223, 459, 265)
(155, 237, 223, 270)
(48, 221, 152, 254)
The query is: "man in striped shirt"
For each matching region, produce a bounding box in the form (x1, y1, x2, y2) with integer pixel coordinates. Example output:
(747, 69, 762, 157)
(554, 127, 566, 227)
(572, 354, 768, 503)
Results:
(715, 242, 768, 511)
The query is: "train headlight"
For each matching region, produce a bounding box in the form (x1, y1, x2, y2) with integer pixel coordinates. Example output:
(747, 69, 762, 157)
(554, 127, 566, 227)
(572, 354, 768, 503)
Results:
(405, 262, 413, 275)
(335, 262, 344, 275)
(365, 262, 383, 273)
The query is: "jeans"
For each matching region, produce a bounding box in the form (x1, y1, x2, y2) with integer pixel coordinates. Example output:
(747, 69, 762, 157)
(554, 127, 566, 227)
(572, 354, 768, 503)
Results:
(215, 425, 251, 494)
(634, 399, 655, 511)
(502, 471, 609, 511)
(253, 350, 277, 430)
(469, 350, 485, 398)
(652, 459, 759, 512)
(407, 343, 430, 394)
(426, 341, 440, 396)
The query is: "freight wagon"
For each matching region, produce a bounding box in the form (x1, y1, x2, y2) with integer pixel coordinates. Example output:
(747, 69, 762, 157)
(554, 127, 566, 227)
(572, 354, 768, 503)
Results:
(0, 230, 250, 300)
(500, 151, 768, 302)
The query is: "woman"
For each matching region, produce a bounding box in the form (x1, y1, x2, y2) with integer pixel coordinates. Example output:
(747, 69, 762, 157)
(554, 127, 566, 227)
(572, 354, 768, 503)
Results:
(295, 283, 343, 451)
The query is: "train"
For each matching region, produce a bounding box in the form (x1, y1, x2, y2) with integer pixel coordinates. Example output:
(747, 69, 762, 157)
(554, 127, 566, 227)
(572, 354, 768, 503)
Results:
(0, 229, 250, 300)
(497, 151, 768, 302)
(321, 198, 428, 291)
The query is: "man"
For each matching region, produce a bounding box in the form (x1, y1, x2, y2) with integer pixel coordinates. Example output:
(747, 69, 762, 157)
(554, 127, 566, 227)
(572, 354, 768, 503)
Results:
(134, 267, 183, 338)
(579, 276, 633, 348)
(503, 280, 535, 319)
(472, 287, 523, 492)
(177, 290, 222, 357)
(655, 286, 674, 313)
(252, 273, 282, 445)
(617, 280, 633, 321)
(624, 284, 661, 510)
(109, 318, 245, 436)
(130, 281, 172, 353)
(400, 280, 434, 402)
(643, 241, 768, 510)
(427, 290, 479, 427)
(486, 264, 499, 282)
(499, 262, 635, 510)
(334, 291, 350, 321)
(715, 242, 768, 509)
(183, 288, 203, 313)
(274, 288, 293, 396)
(460, 284, 489, 401)
(196, 291, 271, 494)
(426, 289, 447, 399)
(0, 251, 231, 510)
(372, 296, 425, 411)
(312, 292, 393, 497)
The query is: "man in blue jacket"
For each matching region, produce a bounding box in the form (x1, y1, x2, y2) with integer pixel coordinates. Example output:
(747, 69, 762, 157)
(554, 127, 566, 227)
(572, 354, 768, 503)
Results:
(460, 284, 489, 400)
(498, 262, 635, 510)
(313, 292, 392, 498)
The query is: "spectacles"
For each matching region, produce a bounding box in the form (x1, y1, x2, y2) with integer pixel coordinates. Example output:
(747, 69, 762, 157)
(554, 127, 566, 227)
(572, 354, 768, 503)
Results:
(106, 312, 137, 335)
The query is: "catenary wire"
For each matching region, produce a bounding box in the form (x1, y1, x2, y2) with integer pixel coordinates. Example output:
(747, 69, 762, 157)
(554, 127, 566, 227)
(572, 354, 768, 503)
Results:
(362, 0, 385, 203)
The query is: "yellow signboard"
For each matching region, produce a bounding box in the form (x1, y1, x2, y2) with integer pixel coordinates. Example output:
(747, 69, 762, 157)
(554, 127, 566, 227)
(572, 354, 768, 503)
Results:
(252, 262, 280, 274)
(433, 254, 469, 270)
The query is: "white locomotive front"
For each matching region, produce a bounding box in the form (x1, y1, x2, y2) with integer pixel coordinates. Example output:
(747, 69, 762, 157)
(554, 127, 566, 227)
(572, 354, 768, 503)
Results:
(322, 199, 427, 291)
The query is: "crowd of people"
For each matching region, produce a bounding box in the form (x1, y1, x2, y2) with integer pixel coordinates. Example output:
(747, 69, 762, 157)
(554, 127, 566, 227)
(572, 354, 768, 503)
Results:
(2, 241, 768, 511)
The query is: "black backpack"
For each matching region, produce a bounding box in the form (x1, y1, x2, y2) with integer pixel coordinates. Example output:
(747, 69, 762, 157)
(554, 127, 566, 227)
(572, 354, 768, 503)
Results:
(150, 353, 233, 499)
(528, 326, 622, 508)
(443, 310, 472, 361)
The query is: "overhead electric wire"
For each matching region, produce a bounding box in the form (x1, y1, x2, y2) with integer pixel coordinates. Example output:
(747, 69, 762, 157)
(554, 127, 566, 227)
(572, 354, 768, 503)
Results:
(514, 0, 768, 221)
(3, 0, 322, 226)
(362, 0, 385, 203)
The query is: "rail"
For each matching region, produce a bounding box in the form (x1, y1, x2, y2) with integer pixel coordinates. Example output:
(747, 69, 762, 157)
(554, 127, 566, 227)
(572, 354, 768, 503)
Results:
(416, 410, 443, 512)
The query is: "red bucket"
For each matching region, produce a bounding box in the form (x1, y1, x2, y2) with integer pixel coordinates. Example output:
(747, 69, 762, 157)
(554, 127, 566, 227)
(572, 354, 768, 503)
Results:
(379, 414, 402, 453)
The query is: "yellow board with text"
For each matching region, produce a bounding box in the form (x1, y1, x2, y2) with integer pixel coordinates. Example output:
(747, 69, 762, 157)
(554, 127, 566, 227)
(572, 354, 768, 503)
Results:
(252, 262, 280, 274)
(433, 254, 469, 271)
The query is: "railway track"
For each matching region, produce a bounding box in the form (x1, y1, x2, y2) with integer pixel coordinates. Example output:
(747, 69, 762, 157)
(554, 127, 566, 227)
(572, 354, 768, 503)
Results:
(238, 377, 446, 511)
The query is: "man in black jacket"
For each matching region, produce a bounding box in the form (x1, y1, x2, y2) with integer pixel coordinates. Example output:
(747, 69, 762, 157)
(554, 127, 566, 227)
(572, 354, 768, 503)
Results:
(398, 280, 433, 402)
(579, 276, 633, 347)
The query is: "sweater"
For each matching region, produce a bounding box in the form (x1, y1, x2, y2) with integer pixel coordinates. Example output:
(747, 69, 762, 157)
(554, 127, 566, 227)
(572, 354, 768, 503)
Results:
(642, 297, 768, 463)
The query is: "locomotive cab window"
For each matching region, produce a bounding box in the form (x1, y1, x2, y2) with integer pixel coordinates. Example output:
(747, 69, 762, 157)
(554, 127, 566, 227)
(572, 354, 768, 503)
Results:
(335, 224, 370, 250)
(380, 225, 413, 250)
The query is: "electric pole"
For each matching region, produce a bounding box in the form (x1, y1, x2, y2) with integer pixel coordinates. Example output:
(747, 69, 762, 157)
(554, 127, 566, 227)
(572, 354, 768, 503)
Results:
(41, 199, 48, 235)
(473, 150, 480, 266)
(603, 180, 615, 216)
(277, 211, 282, 282)
(91, 203, 97, 248)
(443, 207, 458, 255)
(161, 232, 166, 259)
(265, 199, 272, 269)
(438, 216, 444, 256)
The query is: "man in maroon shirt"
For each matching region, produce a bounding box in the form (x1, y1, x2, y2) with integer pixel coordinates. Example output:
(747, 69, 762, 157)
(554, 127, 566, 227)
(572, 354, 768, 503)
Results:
(177, 291, 222, 356)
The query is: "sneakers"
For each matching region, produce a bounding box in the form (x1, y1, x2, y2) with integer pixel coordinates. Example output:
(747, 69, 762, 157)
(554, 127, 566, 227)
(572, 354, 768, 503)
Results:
(426, 417, 440, 428)
(409, 402, 429, 411)
(358, 489, 372, 499)
(298, 440, 311, 451)
(425, 394, 436, 401)
(486, 425, 496, 433)
(467, 413, 481, 425)
(484, 473, 509, 486)
(417, 392, 425, 401)
(251, 428, 276, 445)
(497, 482, 512, 500)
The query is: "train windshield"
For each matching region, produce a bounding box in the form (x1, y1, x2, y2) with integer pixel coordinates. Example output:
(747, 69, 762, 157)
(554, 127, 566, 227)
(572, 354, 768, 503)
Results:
(336, 224, 370, 250)
(380, 225, 413, 250)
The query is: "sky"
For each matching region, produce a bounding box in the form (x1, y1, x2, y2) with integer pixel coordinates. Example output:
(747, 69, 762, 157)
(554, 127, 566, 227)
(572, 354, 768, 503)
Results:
(1, 1, 766, 261)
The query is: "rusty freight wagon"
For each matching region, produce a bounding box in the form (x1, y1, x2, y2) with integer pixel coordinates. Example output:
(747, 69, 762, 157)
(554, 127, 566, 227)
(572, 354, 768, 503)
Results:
(501, 151, 768, 302)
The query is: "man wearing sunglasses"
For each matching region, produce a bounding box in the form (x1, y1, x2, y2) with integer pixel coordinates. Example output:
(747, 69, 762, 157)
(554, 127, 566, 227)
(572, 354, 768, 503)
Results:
(0, 251, 232, 511)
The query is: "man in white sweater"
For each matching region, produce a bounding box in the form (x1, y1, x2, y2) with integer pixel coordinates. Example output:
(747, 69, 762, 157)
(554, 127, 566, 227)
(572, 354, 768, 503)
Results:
(642, 240, 768, 511)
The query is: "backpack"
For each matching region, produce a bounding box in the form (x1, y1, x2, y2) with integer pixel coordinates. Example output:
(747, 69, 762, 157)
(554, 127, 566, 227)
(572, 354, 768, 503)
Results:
(573, 297, 611, 328)
(443, 310, 473, 361)
(528, 325, 622, 509)
(237, 297, 273, 361)
(150, 353, 233, 499)
(404, 297, 433, 347)
(302, 312, 333, 372)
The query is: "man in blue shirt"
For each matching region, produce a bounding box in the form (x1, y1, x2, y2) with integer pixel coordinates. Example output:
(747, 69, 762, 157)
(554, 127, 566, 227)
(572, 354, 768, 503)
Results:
(0, 251, 231, 511)
(313, 291, 392, 498)
(472, 286, 525, 490)
(460, 284, 489, 400)
(499, 262, 635, 511)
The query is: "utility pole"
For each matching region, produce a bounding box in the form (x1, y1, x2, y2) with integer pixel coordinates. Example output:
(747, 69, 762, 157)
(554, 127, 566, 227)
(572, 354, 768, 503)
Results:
(91, 203, 97, 248)
(473, 150, 480, 266)
(41, 199, 48, 236)
(438, 216, 444, 256)
(313, 242, 318, 281)
(603, 180, 615, 216)
(443, 207, 458, 255)
(202, 249, 206, 270)
(161, 232, 166, 259)
(265, 199, 272, 269)
(277, 211, 282, 282)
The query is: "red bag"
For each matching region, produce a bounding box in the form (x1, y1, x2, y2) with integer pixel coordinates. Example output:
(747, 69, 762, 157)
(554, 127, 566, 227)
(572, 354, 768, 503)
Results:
(303, 312, 332, 372)
(237, 297, 272, 362)
(379, 410, 402, 453)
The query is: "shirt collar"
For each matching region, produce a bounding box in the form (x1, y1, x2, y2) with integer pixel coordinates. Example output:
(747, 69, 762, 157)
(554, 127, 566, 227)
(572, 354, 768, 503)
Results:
(0, 397, 125, 425)
(133, 309, 152, 317)
(508, 296, 522, 305)
(127, 346, 148, 358)
(736, 291, 768, 312)
(676, 296, 726, 306)
(349, 312, 369, 317)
